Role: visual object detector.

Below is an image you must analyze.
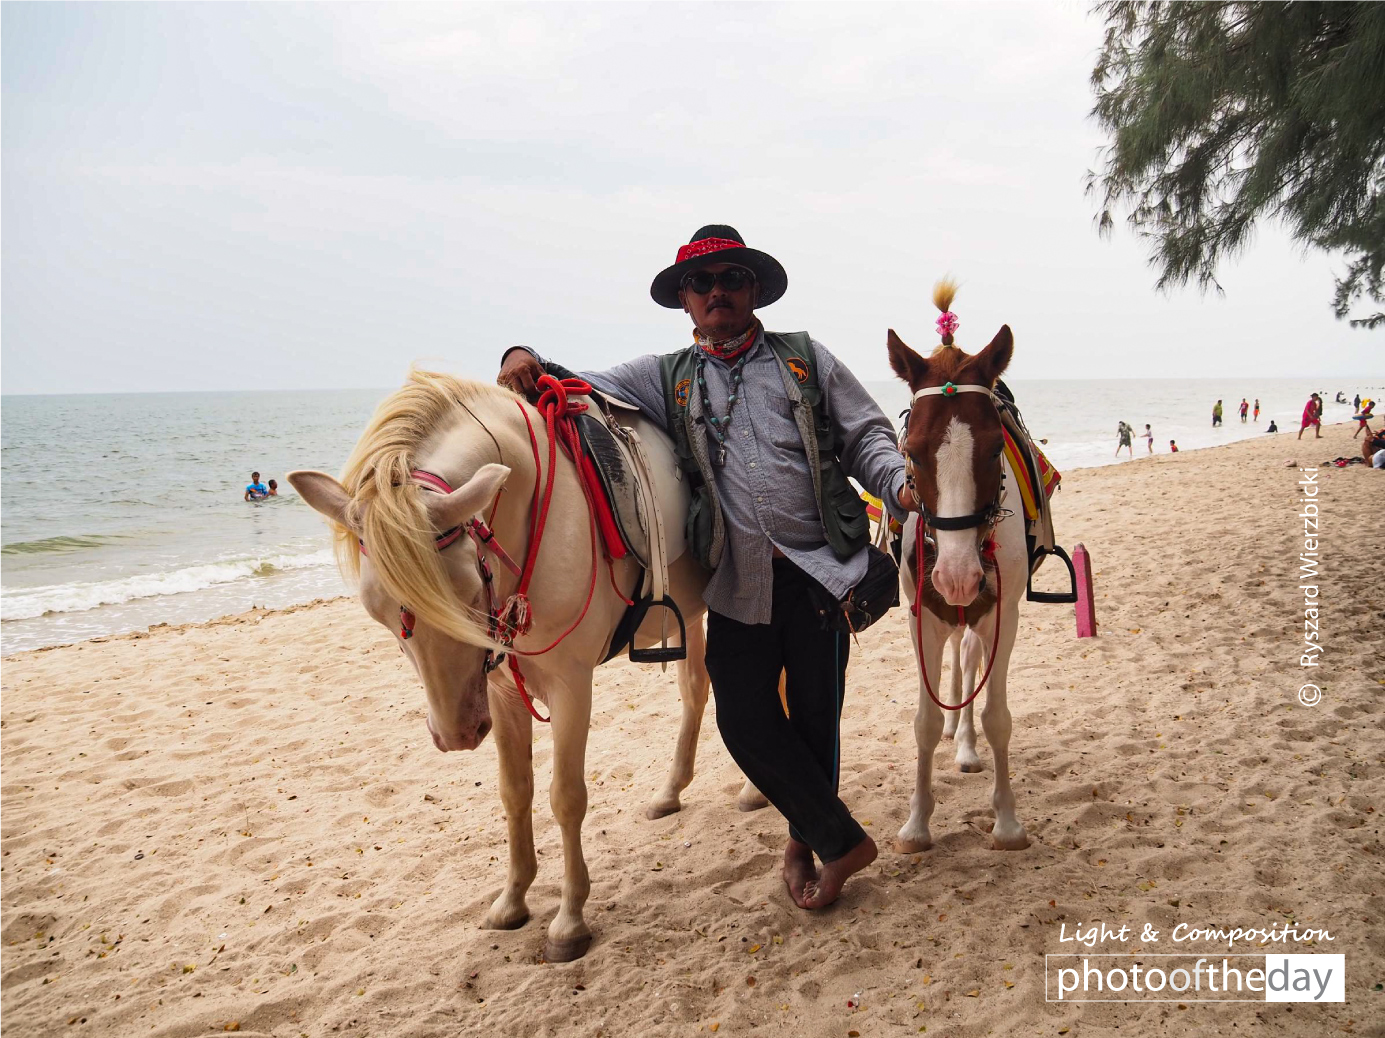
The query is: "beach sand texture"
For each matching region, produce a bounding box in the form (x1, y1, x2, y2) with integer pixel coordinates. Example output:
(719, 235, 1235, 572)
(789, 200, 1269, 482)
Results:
(3, 423, 1381, 1037)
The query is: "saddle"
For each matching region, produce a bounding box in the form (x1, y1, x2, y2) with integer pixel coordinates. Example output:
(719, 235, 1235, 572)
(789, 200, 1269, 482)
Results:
(572, 391, 692, 665)
(994, 395, 1078, 604)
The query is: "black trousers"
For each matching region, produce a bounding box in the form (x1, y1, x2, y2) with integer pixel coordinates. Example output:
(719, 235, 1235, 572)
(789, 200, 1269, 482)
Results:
(704, 559, 867, 863)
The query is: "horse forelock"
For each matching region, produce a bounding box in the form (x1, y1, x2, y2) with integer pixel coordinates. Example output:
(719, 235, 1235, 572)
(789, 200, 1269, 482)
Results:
(333, 370, 521, 650)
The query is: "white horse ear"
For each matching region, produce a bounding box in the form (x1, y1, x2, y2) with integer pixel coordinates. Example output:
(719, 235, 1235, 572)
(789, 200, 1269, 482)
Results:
(425, 464, 511, 531)
(288, 470, 355, 529)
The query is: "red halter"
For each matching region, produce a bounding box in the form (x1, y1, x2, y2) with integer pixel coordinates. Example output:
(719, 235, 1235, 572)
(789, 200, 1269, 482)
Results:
(360, 374, 614, 724)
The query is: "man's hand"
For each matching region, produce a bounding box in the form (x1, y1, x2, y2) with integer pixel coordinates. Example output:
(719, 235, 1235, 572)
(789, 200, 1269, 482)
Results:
(498, 348, 544, 398)
(897, 482, 920, 514)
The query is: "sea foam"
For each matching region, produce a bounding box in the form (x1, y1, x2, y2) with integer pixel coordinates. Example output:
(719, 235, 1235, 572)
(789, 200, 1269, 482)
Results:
(0, 549, 336, 620)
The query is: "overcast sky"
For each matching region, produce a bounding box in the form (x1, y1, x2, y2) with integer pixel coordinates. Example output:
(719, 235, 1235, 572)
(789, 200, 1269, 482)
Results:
(2, 2, 1378, 395)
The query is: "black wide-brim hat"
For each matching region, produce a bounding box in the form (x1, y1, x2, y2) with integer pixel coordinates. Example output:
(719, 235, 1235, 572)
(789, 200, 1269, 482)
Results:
(650, 224, 788, 309)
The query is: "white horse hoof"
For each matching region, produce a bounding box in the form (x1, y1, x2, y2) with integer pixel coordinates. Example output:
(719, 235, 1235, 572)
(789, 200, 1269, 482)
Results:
(481, 907, 530, 931)
(543, 932, 592, 962)
(737, 792, 770, 812)
(645, 798, 681, 820)
(990, 825, 1030, 851)
(957, 760, 984, 774)
(895, 830, 933, 854)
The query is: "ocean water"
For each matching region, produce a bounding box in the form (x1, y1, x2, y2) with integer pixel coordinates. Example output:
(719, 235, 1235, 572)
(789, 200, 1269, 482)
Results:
(2, 376, 1377, 652)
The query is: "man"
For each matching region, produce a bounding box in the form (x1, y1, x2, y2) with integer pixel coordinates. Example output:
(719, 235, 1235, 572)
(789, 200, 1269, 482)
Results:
(244, 471, 268, 501)
(499, 225, 916, 909)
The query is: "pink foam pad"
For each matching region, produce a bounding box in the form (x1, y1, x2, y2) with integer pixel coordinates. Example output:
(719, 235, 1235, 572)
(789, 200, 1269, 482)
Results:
(1074, 543, 1097, 638)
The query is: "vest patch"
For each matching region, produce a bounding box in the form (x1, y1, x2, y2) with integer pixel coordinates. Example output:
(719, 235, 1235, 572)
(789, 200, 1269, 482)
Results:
(785, 357, 810, 384)
(674, 378, 691, 408)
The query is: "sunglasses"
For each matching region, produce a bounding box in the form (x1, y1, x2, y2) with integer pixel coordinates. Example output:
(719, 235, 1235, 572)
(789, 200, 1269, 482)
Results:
(682, 267, 755, 294)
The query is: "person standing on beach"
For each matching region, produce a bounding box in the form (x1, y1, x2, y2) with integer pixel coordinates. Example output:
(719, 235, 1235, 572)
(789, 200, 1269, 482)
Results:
(1169, 440, 1179, 452)
(1353, 399, 1375, 439)
(1355, 393, 1362, 412)
(1239, 398, 1249, 423)
(1142, 423, 1154, 454)
(1212, 400, 1223, 427)
(498, 225, 913, 910)
(1254, 398, 1261, 421)
(1116, 420, 1134, 458)
(244, 471, 267, 501)
(1298, 393, 1323, 440)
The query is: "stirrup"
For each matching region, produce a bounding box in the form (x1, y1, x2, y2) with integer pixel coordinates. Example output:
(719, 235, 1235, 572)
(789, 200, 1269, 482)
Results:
(628, 596, 689, 664)
(1026, 545, 1079, 604)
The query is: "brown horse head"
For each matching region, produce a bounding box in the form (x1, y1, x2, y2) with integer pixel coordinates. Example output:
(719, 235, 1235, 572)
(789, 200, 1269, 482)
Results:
(887, 323, 1013, 605)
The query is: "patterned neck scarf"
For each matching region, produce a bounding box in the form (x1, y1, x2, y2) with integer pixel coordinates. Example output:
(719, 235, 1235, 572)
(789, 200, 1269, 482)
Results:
(694, 319, 760, 362)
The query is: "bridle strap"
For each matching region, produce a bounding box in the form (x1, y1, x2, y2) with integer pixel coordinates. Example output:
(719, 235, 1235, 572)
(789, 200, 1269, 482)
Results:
(905, 381, 1002, 532)
(911, 383, 996, 402)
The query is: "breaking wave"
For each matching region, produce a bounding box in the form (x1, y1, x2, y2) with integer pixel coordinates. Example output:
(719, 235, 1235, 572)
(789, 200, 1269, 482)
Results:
(0, 549, 335, 621)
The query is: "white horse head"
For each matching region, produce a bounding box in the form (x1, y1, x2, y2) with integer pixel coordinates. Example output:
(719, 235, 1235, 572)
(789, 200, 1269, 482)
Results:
(289, 373, 522, 751)
(887, 323, 1013, 606)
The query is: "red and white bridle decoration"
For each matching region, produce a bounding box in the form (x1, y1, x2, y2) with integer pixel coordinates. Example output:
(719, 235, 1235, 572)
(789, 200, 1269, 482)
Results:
(364, 374, 618, 724)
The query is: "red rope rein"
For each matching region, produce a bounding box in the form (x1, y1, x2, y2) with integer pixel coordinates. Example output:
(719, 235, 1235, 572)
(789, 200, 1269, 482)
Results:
(912, 519, 1003, 712)
(500, 375, 608, 722)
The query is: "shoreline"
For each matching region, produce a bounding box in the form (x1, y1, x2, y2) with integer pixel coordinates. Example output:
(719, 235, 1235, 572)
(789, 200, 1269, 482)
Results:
(3, 420, 1371, 659)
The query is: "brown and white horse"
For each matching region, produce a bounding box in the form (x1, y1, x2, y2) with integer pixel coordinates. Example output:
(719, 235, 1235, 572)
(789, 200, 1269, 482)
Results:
(287, 370, 762, 961)
(886, 311, 1031, 853)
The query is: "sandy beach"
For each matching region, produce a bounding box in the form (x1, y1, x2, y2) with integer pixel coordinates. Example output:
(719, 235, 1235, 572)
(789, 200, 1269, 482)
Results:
(3, 421, 1381, 1037)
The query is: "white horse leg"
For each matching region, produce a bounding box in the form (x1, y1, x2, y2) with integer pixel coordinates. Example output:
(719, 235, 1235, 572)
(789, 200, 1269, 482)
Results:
(897, 618, 946, 853)
(482, 685, 537, 930)
(954, 627, 983, 773)
(979, 607, 1029, 850)
(941, 630, 961, 739)
(544, 676, 595, 961)
(647, 620, 710, 819)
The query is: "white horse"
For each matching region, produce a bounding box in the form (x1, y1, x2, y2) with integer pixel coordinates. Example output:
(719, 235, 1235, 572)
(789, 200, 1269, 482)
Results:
(288, 370, 760, 961)
(886, 311, 1031, 853)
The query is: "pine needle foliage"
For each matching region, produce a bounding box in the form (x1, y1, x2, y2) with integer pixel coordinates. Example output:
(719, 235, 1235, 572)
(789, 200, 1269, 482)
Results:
(1088, 2, 1385, 328)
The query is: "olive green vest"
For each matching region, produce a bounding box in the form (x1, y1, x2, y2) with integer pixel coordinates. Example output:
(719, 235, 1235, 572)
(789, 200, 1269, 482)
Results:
(658, 331, 868, 571)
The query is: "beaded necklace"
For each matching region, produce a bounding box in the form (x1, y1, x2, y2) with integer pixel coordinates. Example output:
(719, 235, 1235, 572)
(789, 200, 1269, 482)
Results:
(694, 347, 751, 465)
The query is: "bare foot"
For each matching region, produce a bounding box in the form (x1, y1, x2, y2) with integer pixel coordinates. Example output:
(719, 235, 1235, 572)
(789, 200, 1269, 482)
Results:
(782, 838, 818, 909)
(801, 835, 877, 909)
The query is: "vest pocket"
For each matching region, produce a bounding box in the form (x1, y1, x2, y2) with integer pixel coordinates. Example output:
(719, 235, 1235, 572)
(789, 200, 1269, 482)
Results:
(686, 485, 715, 569)
(831, 482, 869, 545)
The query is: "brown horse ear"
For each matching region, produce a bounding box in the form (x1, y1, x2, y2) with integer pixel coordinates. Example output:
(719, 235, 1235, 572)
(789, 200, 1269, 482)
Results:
(887, 328, 929, 386)
(972, 325, 1014, 386)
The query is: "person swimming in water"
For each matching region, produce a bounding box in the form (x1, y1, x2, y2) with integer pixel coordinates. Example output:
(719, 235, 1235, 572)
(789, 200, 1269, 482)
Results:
(1169, 440, 1179, 452)
(266, 479, 279, 496)
(244, 471, 268, 501)
(1212, 400, 1223, 427)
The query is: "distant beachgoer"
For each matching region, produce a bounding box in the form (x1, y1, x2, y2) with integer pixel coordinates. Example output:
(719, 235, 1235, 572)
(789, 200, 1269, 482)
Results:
(1116, 420, 1134, 458)
(266, 479, 279, 496)
(1143, 424, 1154, 454)
(245, 471, 268, 501)
(1253, 398, 1260, 421)
(1169, 440, 1179, 452)
(1212, 400, 1223, 427)
(1353, 399, 1376, 439)
(1239, 398, 1249, 422)
(1298, 394, 1322, 440)
(1267, 420, 1279, 433)
(1354, 393, 1362, 412)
